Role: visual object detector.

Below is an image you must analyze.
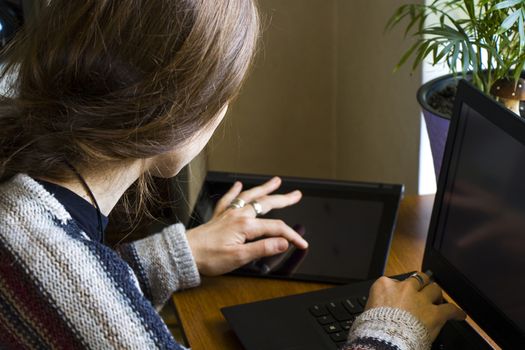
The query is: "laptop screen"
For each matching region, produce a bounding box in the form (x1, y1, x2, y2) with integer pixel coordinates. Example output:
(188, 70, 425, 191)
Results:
(424, 80, 525, 347)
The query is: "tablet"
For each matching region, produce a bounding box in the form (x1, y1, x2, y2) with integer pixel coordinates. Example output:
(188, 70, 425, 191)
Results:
(188, 171, 404, 284)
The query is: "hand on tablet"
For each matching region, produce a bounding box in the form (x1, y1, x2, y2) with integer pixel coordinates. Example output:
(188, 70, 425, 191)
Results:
(243, 224, 307, 275)
(186, 177, 308, 276)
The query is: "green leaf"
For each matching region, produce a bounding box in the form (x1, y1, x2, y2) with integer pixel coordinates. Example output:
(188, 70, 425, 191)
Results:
(394, 40, 421, 72)
(468, 43, 479, 74)
(498, 9, 521, 33)
(385, 6, 407, 32)
(420, 26, 466, 40)
(461, 41, 471, 74)
(435, 41, 455, 62)
(412, 41, 432, 71)
(463, 0, 476, 19)
(448, 16, 470, 39)
(513, 57, 525, 82)
(495, 0, 524, 10)
(440, 13, 446, 27)
(418, 13, 428, 33)
(472, 73, 484, 89)
(520, 10, 525, 49)
(450, 43, 461, 71)
(404, 12, 422, 37)
(486, 46, 505, 66)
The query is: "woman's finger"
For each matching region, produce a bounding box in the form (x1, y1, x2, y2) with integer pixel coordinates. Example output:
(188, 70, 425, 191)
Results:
(237, 177, 282, 202)
(241, 218, 308, 249)
(436, 303, 467, 323)
(239, 237, 290, 264)
(420, 283, 443, 304)
(405, 271, 431, 291)
(249, 190, 302, 215)
(214, 181, 243, 215)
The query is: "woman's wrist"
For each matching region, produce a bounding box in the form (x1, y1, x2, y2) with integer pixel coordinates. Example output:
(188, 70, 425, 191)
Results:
(186, 227, 206, 273)
(347, 307, 432, 350)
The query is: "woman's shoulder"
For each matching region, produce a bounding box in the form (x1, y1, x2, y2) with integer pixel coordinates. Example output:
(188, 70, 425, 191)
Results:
(0, 174, 133, 295)
(0, 173, 73, 225)
(0, 175, 182, 349)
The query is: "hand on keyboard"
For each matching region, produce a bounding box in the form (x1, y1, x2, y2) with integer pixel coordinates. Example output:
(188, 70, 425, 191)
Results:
(365, 272, 466, 340)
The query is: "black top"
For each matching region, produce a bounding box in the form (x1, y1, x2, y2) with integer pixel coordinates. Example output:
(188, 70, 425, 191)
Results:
(36, 179, 109, 243)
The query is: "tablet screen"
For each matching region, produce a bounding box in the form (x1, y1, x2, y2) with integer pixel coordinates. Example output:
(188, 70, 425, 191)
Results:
(263, 195, 382, 280)
(188, 172, 403, 284)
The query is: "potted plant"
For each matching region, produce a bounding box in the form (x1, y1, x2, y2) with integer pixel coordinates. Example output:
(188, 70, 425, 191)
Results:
(387, 0, 525, 177)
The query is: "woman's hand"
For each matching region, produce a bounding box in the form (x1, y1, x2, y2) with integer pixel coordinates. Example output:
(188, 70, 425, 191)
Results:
(186, 177, 308, 276)
(365, 272, 466, 340)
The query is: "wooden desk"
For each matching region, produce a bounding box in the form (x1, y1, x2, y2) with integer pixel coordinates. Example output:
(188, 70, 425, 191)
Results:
(172, 195, 435, 349)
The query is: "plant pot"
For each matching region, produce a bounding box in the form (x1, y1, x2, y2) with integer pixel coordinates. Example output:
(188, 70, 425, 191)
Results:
(417, 74, 457, 179)
(418, 73, 525, 180)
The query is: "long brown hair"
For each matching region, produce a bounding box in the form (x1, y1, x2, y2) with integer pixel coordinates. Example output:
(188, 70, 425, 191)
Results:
(0, 0, 259, 183)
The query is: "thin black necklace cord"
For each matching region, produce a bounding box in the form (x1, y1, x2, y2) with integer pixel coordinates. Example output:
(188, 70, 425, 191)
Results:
(64, 161, 105, 244)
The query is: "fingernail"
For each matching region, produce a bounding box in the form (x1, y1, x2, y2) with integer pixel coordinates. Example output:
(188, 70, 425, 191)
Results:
(301, 239, 309, 249)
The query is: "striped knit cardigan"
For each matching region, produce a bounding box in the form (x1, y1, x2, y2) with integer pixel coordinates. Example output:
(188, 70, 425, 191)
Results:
(0, 174, 431, 350)
(0, 174, 199, 349)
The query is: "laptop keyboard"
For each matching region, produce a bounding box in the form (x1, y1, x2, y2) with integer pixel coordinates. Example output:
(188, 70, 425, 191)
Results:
(309, 295, 368, 349)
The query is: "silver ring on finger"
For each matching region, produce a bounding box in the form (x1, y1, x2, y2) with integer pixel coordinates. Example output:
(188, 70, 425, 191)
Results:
(249, 201, 263, 216)
(408, 272, 426, 291)
(228, 198, 246, 209)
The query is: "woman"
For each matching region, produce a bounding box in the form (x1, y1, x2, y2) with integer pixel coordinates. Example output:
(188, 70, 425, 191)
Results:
(0, 1, 464, 349)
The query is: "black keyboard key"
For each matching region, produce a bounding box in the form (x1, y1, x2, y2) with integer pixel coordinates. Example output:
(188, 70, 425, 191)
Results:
(340, 319, 354, 331)
(357, 295, 368, 307)
(324, 323, 341, 333)
(327, 302, 353, 321)
(317, 315, 335, 325)
(330, 331, 348, 342)
(309, 304, 329, 317)
(343, 298, 363, 314)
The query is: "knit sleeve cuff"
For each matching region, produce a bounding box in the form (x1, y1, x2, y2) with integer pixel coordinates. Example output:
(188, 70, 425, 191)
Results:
(346, 307, 432, 350)
(132, 223, 201, 308)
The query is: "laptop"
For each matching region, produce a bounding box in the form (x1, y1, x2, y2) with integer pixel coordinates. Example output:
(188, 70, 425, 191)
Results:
(221, 80, 525, 349)
(189, 172, 403, 284)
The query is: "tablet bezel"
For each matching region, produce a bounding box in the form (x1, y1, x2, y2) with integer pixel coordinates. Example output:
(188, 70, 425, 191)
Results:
(188, 171, 404, 284)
